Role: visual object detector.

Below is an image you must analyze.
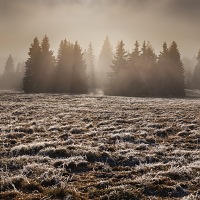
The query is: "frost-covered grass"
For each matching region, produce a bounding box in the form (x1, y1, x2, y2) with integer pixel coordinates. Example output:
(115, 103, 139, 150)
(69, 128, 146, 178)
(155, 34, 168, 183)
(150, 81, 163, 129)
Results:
(0, 92, 200, 199)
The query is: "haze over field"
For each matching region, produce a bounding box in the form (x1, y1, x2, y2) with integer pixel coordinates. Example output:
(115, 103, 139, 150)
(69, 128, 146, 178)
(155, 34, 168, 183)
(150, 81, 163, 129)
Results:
(0, 0, 200, 60)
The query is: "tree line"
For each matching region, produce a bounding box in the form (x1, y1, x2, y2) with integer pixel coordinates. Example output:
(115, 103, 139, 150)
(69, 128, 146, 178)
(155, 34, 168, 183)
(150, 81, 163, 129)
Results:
(106, 40, 186, 97)
(0, 35, 200, 97)
(23, 36, 87, 93)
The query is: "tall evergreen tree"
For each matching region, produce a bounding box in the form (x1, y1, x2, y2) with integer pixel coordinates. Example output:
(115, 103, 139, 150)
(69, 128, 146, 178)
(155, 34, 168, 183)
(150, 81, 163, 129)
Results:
(139, 41, 157, 96)
(55, 39, 74, 92)
(168, 41, 185, 96)
(192, 50, 200, 89)
(40, 35, 55, 92)
(71, 41, 88, 93)
(55, 40, 87, 93)
(157, 42, 171, 96)
(1, 54, 16, 89)
(106, 40, 128, 95)
(85, 42, 96, 93)
(97, 36, 113, 89)
(23, 37, 42, 93)
(4, 54, 15, 75)
(127, 41, 141, 96)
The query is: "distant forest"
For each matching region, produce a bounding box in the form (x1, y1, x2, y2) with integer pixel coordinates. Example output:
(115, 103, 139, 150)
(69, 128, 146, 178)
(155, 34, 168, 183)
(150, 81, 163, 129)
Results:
(0, 35, 200, 97)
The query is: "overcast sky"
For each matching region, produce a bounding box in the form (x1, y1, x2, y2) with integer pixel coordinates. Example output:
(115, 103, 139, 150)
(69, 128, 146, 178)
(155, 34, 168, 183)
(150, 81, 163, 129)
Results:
(0, 0, 200, 60)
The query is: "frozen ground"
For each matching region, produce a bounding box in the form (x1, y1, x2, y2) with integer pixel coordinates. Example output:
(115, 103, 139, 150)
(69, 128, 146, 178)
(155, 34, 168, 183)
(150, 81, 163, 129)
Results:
(0, 92, 200, 200)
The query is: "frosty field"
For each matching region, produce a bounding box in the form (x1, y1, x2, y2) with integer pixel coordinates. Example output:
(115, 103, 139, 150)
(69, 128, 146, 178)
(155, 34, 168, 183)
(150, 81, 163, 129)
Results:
(0, 92, 200, 200)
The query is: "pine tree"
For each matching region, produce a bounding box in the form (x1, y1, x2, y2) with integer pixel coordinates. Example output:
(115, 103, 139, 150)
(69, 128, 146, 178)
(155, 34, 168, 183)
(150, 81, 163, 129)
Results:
(40, 35, 55, 92)
(127, 41, 141, 96)
(71, 41, 87, 93)
(139, 41, 157, 96)
(4, 54, 15, 75)
(106, 40, 128, 95)
(85, 42, 96, 93)
(55, 40, 87, 93)
(55, 39, 74, 92)
(97, 36, 113, 89)
(1, 54, 16, 89)
(23, 37, 42, 93)
(168, 41, 185, 96)
(157, 42, 171, 96)
(192, 50, 200, 89)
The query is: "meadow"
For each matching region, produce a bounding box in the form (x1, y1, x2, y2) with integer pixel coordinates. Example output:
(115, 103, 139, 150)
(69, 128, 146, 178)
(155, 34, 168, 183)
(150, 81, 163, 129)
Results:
(0, 92, 199, 200)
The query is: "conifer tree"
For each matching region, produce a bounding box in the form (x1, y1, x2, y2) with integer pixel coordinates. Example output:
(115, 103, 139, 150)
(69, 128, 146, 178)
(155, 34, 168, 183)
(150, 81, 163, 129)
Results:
(23, 37, 42, 93)
(140, 41, 157, 96)
(127, 41, 141, 96)
(157, 42, 170, 96)
(192, 50, 200, 89)
(1, 54, 16, 89)
(97, 36, 113, 89)
(85, 42, 96, 93)
(4, 54, 15, 75)
(106, 40, 128, 95)
(55, 40, 87, 93)
(55, 39, 74, 92)
(71, 41, 87, 93)
(168, 41, 185, 96)
(40, 35, 55, 92)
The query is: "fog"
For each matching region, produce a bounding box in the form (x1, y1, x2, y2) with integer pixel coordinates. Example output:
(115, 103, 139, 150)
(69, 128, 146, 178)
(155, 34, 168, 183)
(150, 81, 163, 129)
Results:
(0, 0, 200, 61)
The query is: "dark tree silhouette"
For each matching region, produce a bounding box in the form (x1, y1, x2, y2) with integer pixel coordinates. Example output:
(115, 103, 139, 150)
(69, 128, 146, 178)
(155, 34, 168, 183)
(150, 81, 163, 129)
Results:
(55, 39, 74, 92)
(85, 42, 96, 93)
(23, 37, 42, 93)
(140, 41, 157, 96)
(55, 40, 87, 93)
(71, 42, 88, 93)
(40, 35, 55, 92)
(157, 42, 171, 96)
(168, 41, 185, 97)
(106, 40, 128, 95)
(127, 41, 141, 96)
(97, 36, 113, 89)
(192, 50, 200, 89)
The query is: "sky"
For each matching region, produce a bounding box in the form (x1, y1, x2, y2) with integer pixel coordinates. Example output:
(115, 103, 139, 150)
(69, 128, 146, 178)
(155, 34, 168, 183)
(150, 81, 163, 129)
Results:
(0, 0, 200, 62)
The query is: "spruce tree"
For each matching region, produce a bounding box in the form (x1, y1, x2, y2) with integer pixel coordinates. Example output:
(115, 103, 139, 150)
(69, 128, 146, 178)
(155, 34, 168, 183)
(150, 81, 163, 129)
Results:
(1, 54, 16, 89)
(139, 41, 157, 96)
(168, 41, 185, 96)
(55, 40, 87, 93)
(85, 42, 95, 92)
(23, 37, 42, 93)
(40, 35, 55, 92)
(127, 41, 141, 96)
(71, 41, 87, 93)
(157, 42, 171, 96)
(55, 39, 74, 92)
(192, 50, 200, 89)
(97, 36, 113, 89)
(106, 40, 128, 95)
(4, 54, 15, 75)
